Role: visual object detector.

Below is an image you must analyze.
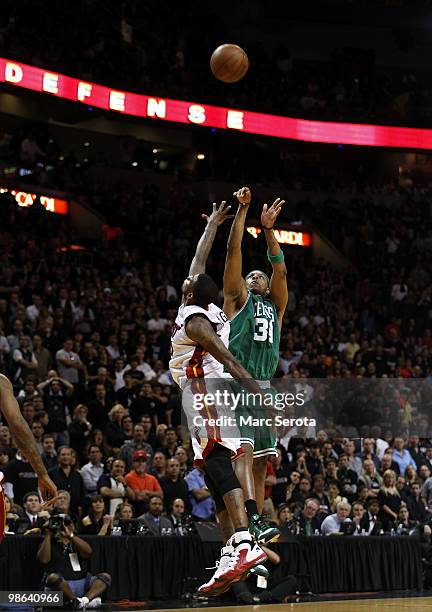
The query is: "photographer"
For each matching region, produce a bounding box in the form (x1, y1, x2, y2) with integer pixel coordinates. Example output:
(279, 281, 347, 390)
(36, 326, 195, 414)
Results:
(37, 516, 111, 609)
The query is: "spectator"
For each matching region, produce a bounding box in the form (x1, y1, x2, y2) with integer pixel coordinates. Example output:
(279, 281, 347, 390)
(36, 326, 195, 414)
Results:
(286, 471, 301, 502)
(351, 501, 366, 534)
(120, 415, 134, 442)
(41, 434, 57, 471)
(359, 438, 380, 469)
(292, 498, 322, 536)
(358, 459, 383, 496)
(150, 451, 167, 480)
(379, 451, 401, 476)
(15, 491, 49, 534)
(31, 420, 45, 453)
(52, 490, 72, 516)
(407, 482, 428, 523)
(12, 336, 37, 385)
(392, 437, 415, 476)
(48, 446, 86, 518)
(87, 384, 111, 431)
(289, 446, 311, 478)
(337, 454, 358, 500)
(395, 506, 417, 534)
(124, 450, 162, 516)
(327, 480, 348, 513)
(3, 449, 38, 506)
(185, 467, 214, 521)
(276, 503, 293, 527)
(169, 498, 190, 535)
(377, 469, 402, 531)
(80, 445, 104, 497)
(68, 405, 93, 464)
(173, 446, 190, 477)
(38, 376, 73, 440)
(104, 404, 128, 451)
(120, 424, 153, 471)
(310, 474, 330, 516)
(320, 501, 352, 535)
(56, 339, 84, 385)
(291, 475, 312, 505)
(80, 494, 111, 536)
(86, 430, 110, 460)
(97, 458, 134, 516)
(159, 427, 178, 458)
(306, 442, 324, 477)
(32, 334, 53, 381)
(137, 495, 172, 535)
(159, 458, 189, 512)
(360, 498, 383, 535)
(343, 440, 362, 476)
(113, 502, 134, 523)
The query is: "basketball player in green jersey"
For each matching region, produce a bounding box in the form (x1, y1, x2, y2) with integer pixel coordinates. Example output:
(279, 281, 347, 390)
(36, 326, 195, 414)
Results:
(224, 186, 288, 534)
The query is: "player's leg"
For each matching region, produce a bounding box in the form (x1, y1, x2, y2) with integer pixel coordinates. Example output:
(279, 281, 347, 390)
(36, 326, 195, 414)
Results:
(248, 431, 280, 543)
(252, 455, 268, 514)
(198, 444, 266, 596)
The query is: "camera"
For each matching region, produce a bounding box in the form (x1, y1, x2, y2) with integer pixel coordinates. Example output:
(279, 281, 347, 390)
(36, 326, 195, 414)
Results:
(47, 514, 72, 533)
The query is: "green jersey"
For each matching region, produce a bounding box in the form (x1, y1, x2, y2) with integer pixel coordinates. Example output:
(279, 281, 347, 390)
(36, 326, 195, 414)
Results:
(229, 291, 280, 380)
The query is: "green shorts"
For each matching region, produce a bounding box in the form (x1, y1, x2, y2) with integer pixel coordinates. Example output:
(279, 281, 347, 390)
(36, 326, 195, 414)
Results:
(232, 381, 277, 458)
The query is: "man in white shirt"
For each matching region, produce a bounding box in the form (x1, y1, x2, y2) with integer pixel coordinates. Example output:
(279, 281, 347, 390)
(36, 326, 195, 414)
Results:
(26, 295, 43, 323)
(344, 440, 363, 476)
(320, 501, 352, 535)
(147, 310, 169, 332)
(16, 491, 49, 533)
(80, 445, 104, 496)
(133, 349, 156, 380)
(56, 338, 83, 384)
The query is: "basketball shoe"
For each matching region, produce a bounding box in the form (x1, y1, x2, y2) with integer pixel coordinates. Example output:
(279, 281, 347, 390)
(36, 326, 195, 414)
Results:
(198, 531, 267, 596)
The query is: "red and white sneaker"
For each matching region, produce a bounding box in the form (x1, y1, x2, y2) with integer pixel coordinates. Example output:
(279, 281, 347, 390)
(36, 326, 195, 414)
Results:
(198, 531, 267, 597)
(198, 545, 234, 596)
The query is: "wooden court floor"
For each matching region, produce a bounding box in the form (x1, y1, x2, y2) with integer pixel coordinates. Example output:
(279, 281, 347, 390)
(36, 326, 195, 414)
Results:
(150, 598, 432, 612)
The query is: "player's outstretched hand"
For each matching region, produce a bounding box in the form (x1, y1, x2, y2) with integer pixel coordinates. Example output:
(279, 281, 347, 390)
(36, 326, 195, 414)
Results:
(233, 186, 251, 206)
(38, 474, 58, 506)
(202, 201, 233, 226)
(261, 197, 285, 229)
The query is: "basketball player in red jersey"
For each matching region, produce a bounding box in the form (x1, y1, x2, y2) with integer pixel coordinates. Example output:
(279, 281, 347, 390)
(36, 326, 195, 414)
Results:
(0, 375, 58, 539)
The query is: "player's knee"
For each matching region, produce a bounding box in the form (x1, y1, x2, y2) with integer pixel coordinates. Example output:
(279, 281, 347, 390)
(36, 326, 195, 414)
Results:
(205, 444, 241, 497)
(253, 455, 268, 472)
(95, 572, 111, 588)
(46, 573, 62, 588)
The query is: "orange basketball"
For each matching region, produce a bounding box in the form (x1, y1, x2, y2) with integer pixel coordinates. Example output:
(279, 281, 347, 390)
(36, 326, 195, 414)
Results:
(210, 44, 249, 83)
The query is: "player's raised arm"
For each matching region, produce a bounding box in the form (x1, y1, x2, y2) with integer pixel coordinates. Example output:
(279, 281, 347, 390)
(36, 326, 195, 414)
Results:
(261, 198, 288, 329)
(0, 374, 58, 502)
(223, 187, 250, 317)
(185, 315, 259, 392)
(188, 201, 232, 277)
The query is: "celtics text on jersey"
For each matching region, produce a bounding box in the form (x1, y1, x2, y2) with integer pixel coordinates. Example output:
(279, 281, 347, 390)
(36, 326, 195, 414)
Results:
(228, 291, 280, 380)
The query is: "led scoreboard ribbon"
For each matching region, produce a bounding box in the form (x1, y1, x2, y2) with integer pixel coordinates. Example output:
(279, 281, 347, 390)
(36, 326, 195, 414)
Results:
(2, 58, 432, 149)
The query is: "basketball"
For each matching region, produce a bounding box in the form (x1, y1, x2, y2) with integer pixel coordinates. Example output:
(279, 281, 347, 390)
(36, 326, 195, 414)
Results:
(210, 44, 249, 83)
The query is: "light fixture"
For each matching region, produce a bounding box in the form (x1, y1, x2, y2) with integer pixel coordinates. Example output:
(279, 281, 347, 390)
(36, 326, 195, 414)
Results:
(152, 148, 158, 154)
(84, 142, 90, 147)
(197, 153, 205, 160)
(131, 161, 138, 167)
